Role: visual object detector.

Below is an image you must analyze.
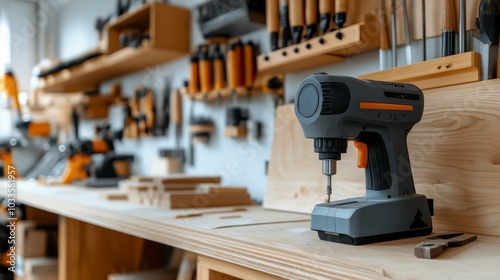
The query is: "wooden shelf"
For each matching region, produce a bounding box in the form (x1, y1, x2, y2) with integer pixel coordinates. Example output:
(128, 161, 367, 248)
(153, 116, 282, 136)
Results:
(39, 2, 190, 93)
(359, 51, 481, 90)
(257, 15, 380, 76)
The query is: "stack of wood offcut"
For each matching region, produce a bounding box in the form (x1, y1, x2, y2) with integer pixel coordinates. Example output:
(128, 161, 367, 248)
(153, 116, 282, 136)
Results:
(109, 175, 253, 209)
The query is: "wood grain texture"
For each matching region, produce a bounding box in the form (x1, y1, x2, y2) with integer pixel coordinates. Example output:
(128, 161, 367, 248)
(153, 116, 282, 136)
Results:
(197, 255, 283, 280)
(359, 51, 481, 90)
(4, 182, 500, 279)
(265, 79, 500, 237)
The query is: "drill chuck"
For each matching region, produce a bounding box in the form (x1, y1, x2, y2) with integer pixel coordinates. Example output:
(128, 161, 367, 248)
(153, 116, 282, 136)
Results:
(314, 138, 347, 160)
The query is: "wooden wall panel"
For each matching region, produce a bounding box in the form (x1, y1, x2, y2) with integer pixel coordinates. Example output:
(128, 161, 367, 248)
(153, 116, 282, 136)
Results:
(265, 79, 500, 236)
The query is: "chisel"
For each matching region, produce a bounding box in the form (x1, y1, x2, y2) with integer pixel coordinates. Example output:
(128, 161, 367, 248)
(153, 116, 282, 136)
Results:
(267, 0, 280, 51)
(305, 0, 318, 39)
(422, 0, 427, 60)
(280, 0, 292, 47)
(319, 0, 334, 35)
(442, 0, 457, 57)
(236, 40, 245, 87)
(334, 0, 347, 39)
(290, 0, 305, 44)
(458, 0, 466, 53)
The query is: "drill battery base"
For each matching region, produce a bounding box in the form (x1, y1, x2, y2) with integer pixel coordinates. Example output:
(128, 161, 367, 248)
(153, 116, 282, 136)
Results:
(311, 194, 433, 245)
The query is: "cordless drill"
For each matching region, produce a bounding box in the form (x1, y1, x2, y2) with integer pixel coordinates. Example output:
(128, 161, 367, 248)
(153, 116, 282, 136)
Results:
(295, 74, 433, 245)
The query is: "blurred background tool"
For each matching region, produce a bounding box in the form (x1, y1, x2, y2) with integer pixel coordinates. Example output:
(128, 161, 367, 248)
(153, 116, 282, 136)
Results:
(198, 45, 213, 93)
(280, 0, 292, 47)
(442, 0, 457, 57)
(244, 42, 256, 89)
(290, 0, 305, 44)
(319, 0, 334, 35)
(154, 76, 172, 136)
(401, 0, 413, 64)
(213, 44, 226, 90)
(391, 0, 397, 66)
(334, 0, 347, 39)
(459, 0, 466, 53)
(422, 0, 427, 60)
(189, 49, 200, 94)
(305, 0, 318, 39)
(267, 0, 280, 50)
(473, 0, 500, 80)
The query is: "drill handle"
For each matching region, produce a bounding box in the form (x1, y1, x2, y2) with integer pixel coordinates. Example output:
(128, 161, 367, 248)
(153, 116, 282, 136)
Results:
(357, 129, 416, 197)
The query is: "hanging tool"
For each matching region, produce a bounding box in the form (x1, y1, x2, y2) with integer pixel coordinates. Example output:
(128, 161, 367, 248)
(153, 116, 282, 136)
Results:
(334, 0, 347, 39)
(401, 0, 413, 64)
(295, 73, 433, 245)
(95, 14, 112, 41)
(189, 50, 200, 94)
(244, 41, 256, 89)
(267, 0, 280, 51)
(0, 69, 21, 117)
(305, 0, 318, 39)
(378, 0, 390, 70)
(391, 0, 397, 67)
(213, 44, 226, 91)
(459, 0, 466, 53)
(319, 0, 334, 35)
(155, 77, 171, 136)
(198, 45, 213, 93)
(442, 0, 457, 57)
(422, 0, 427, 61)
(473, 0, 500, 80)
(290, 0, 305, 44)
(414, 233, 477, 259)
(227, 41, 241, 102)
(236, 41, 246, 87)
(280, 0, 293, 47)
(116, 0, 131, 17)
(171, 89, 183, 149)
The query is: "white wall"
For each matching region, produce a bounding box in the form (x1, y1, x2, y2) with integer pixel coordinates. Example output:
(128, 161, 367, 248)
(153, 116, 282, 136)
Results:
(47, 0, 442, 201)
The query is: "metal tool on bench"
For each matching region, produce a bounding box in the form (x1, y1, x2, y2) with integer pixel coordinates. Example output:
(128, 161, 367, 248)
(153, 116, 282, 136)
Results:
(473, 0, 500, 80)
(294, 74, 433, 245)
(414, 233, 477, 259)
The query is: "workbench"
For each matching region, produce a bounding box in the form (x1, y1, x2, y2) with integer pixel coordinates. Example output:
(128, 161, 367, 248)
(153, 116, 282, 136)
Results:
(2, 180, 500, 279)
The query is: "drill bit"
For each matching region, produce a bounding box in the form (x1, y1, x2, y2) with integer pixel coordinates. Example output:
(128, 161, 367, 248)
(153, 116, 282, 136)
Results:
(322, 159, 337, 203)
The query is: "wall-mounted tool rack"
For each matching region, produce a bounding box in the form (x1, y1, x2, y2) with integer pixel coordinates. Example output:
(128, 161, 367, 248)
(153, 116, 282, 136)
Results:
(257, 15, 380, 76)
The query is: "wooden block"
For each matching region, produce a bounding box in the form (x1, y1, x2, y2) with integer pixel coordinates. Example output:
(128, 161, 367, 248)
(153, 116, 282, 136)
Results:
(59, 217, 144, 280)
(24, 257, 58, 279)
(149, 158, 183, 176)
(359, 52, 481, 90)
(224, 126, 247, 138)
(107, 269, 177, 280)
(265, 79, 500, 236)
(17, 221, 50, 258)
(158, 187, 252, 209)
(197, 255, 283, 280)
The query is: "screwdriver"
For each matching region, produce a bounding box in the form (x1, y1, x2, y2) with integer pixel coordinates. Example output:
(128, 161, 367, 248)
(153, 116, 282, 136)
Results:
(305, 0, 318, 39)
(442, 0, 457, 57)
(335, 0, 347, 39)
(290, 0, 305, 44)
(280, 0, 292, 47)
(267, 0, 280, 51)
(319, 0, 334, 35)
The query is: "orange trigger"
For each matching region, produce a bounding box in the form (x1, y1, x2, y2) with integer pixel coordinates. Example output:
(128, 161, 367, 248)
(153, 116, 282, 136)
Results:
(354, 141, 368, 168)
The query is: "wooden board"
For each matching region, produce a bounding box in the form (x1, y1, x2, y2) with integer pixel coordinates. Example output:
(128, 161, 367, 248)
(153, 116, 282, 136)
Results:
(24, 257, 58, 280)
(197, 255, 283, 280)
(107, 269, 177, 280)
(265, 79, 500, 237)
(359, 52, 481, 90)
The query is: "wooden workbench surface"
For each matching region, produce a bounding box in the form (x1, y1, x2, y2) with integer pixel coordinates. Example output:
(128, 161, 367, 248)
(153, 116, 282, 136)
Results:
(2, 180, 500, 279)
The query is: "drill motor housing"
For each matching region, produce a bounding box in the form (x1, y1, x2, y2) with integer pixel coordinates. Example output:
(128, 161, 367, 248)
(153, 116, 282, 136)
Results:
(295, 74, 433, 245)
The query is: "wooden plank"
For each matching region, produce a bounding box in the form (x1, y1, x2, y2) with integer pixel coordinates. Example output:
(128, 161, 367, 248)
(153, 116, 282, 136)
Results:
(197, 255, 283, 280)
(59, 217, 144, 280)
(359, 52, 481, 90)
(24, 257, 58, 280)
(265, 79, 500, 237)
